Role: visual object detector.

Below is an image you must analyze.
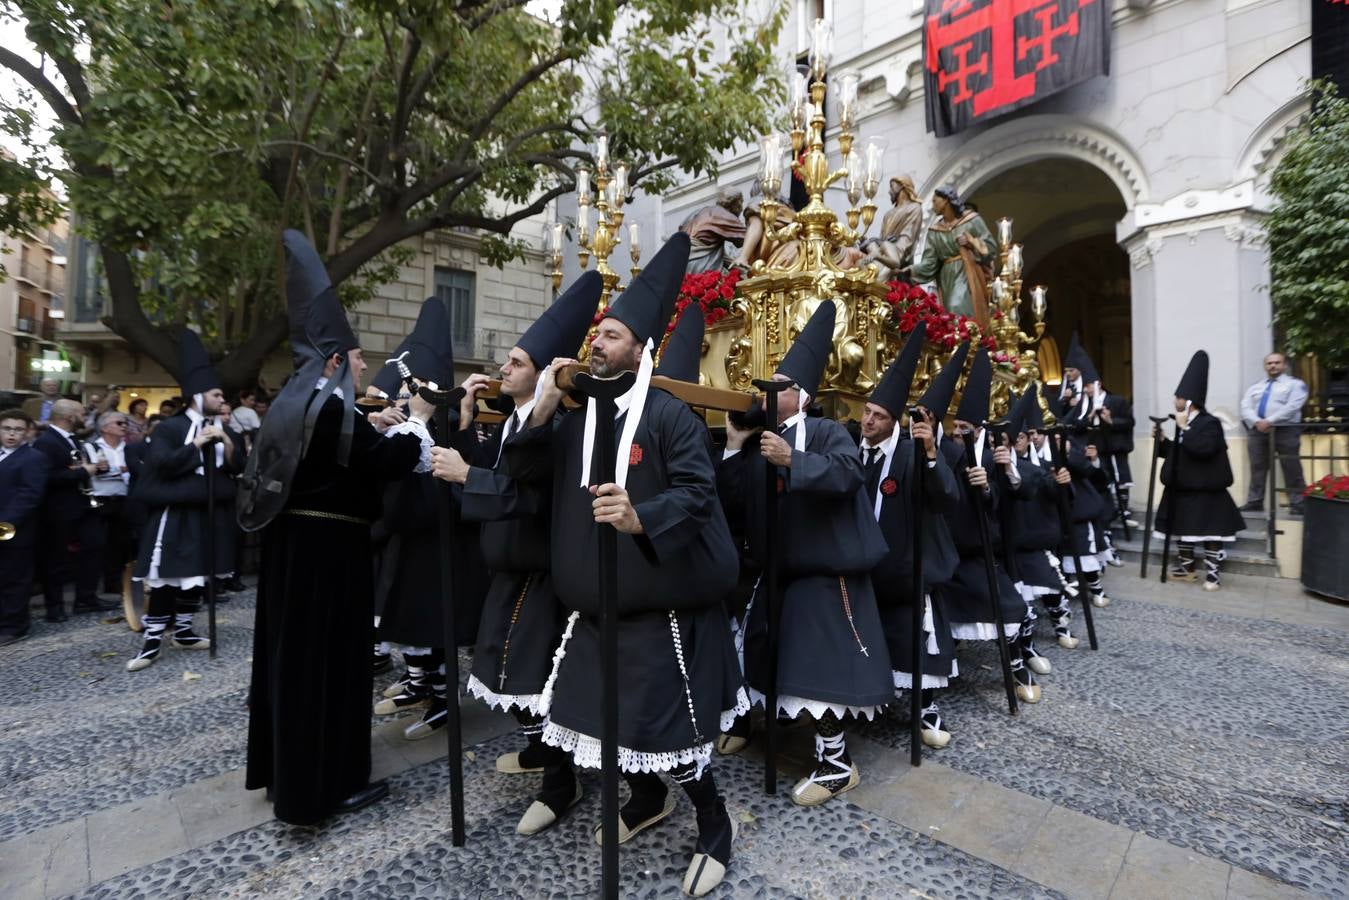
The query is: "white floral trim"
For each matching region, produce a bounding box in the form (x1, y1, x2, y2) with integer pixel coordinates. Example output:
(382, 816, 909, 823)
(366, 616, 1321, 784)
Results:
(1017, 582, 1061, 602)
(949, 621, 1022, 641)
(719, 686, 752, 733)
(747, 687, 883, 722)
(1151, 532, 1236, 542)
(1060, 554, 1101, 574)
(466, 673, 543, 716)
(386, 419, 434, 472)
(892, 671, 949, 690)
(536, 610, 579, 717)
(542, 720, 713, 779)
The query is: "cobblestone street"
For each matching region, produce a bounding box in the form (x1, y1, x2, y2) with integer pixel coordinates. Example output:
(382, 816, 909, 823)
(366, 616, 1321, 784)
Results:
(2, 571, 1345, 899)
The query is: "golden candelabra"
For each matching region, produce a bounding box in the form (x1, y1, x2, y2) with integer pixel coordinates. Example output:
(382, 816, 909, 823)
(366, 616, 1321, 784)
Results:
(983, 217, 1053, 420)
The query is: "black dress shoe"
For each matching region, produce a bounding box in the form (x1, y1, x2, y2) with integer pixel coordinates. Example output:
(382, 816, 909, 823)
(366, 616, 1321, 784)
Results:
(0, 631, 29, 646)
(45, 611, 69, 623)
(73, 597, 119, 613)
(224, 577, 248, 592)
(336, 781, 389, 814)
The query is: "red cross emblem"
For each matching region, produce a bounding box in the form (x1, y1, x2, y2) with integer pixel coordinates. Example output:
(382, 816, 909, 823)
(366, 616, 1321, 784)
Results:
(629, 443, 643, 466)
(881, 478, 898, 496)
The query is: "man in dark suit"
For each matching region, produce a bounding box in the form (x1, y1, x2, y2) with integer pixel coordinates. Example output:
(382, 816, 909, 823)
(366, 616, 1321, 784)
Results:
(0, 409, 48, 644)
(31, 399, 115, 621)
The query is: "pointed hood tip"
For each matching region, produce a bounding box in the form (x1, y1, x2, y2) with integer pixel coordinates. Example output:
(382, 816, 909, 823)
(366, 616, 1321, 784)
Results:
(777, 300, 835, 398)
(517, 270, 604, 368)
(917, 341, 969, 423)
(654, 306, 705, 383)
(954, 347, 993, 425)
(869, 321, 927, 417)
(177, 328, 221, 398)
(605, 234, 690, 348)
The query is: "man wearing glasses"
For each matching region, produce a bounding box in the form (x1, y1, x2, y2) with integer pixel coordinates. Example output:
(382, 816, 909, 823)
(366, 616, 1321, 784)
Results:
(0, 409, 48, 645)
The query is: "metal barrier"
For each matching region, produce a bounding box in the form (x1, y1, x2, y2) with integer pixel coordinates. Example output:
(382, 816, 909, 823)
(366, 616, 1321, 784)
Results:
(1266, 421, 1349, 559)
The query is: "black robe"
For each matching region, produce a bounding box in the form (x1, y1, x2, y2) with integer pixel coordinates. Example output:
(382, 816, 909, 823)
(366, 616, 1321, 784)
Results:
(867, 436, 961, 688)
(932, 435, 1027, 639)
(373, 417, 485, 649)
(1009, 454, 1066, 594)
(131, 413, 244, 582)
(1155, 411, 1245, 539)
(719, 416, 893, 715)
(534, 389, 744, 766)
(1054, 434, 1109, 573)
(245, 394, 420, 826)
(455, 409, 564, 711)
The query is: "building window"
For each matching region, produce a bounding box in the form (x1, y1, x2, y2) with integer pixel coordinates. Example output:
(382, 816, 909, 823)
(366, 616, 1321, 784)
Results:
(434, 267, 476, 356)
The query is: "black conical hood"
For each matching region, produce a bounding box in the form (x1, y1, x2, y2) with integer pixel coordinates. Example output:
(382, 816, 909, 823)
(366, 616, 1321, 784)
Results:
(777, 300, 835, 397)
(605, 233, 689, 347)
(518, 270, 604, 369)
(955, 347, 993, 425)
(369, 334, 412, 399)
(869, 322, 926, 418)
(1024, 385, 1045, 431)
(1005, 387, 1037, 437)
(918, 341, 969, 423)
(1175, 350, 1209, 407)
(655, 306, 705, 383)
(403, 295, 455, 388)
(1063, 330, 1098, 383)
(283, 229, 357, 362)
(178, 328, 220, 397)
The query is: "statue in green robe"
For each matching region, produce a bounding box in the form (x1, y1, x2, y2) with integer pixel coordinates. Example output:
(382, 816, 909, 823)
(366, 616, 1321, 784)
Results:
(911, 186, 995, 326)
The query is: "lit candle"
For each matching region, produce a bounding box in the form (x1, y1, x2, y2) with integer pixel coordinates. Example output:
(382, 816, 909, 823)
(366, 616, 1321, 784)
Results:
(548, 221, 563, 256)
(844, 150, 862, 206)
(997, 217, 1013, 249)
(863, 136, 888, 199)
(628, 222, 641, 261)
(1006, 243, 1023, 276)
(990, 276, 1007, 303)
(788, 63, 809, 130)
(837, 71, 859, 133)
(759, 133, 786, 196)
(808, 18, 833, 82)
(1031, 285, 1047, 321)
(612, 163, 629, 209)
(594, 134, 609, 176)
(577, 205, 591, 245)
(576, 166, 592, 207)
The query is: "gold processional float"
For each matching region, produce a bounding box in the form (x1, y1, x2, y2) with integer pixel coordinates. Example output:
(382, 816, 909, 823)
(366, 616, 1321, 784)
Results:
(545, 19, 1060, 427)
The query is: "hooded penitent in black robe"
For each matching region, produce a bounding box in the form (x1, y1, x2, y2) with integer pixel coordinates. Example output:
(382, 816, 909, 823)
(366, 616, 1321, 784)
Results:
(1154, 410, 1245, 541)
(1053, 433, 1110, 574)
(132, 410, 245, 584)
(933, 433, 1028, 640)
(373, 416, 486, 650)
(1009, 449, 1069, 598)
(454, 405, 564, 713)
(866, 434, 962, 690)
(532, 388, 745, 774)
(720, 415, 894, 719)
(245, 394, 420, 825)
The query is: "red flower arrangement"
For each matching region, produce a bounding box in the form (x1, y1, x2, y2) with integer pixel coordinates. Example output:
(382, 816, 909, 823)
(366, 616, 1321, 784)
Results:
(883, 281, 997, 352)
(668, 268, 744, 333)
(1304, 473, 1349, 501)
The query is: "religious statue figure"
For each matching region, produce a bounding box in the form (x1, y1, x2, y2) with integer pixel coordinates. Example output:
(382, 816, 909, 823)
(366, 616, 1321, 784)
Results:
(911, 185, 995, 326)
(677, 188, 747, 273)
(860, 176, 923, 280)
(733, 181, 866, 273)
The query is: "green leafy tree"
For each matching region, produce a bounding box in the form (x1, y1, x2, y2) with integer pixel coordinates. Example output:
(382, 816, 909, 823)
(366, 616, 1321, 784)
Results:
(1266, 81, 1349, 369)
(0, 0, 786, 389)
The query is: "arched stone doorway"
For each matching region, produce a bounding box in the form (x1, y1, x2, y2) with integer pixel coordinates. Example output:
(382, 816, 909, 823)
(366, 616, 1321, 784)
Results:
(965, 157, 1130, 394)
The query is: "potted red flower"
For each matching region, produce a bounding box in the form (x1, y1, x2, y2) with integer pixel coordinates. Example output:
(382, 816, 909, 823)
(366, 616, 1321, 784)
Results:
(1301, 473, 1349, 600)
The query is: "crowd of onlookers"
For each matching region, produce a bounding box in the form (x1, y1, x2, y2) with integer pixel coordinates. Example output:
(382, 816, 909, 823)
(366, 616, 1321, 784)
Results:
(0, 379, 270, 645)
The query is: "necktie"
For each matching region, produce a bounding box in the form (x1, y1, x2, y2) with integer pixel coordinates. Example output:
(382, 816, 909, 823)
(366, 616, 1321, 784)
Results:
(1257, 379, 1274, 419)
(864, 446, 879, 467)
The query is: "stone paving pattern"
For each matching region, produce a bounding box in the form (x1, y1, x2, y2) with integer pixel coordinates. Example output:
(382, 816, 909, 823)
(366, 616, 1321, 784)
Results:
(0, 571, 1345, 898)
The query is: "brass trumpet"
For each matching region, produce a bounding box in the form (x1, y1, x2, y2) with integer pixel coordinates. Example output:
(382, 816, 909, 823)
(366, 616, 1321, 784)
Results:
(0, 522, 15, 542)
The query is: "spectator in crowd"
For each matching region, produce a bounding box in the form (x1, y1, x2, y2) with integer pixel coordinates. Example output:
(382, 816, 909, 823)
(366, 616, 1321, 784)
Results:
(79, 388, 120, 441)
(125, 398, 150, 444)
(0, 409, 48, 645)
(252, 393, 270, 420)
(86, 411, 134, 597)
(32, 399, 116, 620)
(231, 388, 262, 438)
(159, 398, 181, 417)
(21, 378, 64, 427)
(1240, 352, 1309, 515)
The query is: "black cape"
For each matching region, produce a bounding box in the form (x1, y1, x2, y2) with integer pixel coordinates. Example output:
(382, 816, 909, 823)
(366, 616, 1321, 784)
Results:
(245, 393, 421, 826)
(1155, 411, 1245, 538)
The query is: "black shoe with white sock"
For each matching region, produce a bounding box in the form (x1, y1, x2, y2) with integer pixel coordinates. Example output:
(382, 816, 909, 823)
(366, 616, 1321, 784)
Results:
(792, 732, 859, 806)
(1010, 644, 1041, 703)
(1019, 613, 1051, 675)
(404, 664, 448, 740)
(1045, 599, 1080, 649)
(919, 689, 951, 748)
(677, 766, 735, 897)
(128, 615, 170, 671)
(171, 613, 210, 650)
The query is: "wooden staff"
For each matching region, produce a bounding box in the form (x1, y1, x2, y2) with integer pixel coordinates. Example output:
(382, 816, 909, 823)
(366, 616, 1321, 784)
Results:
(570, 369, 638, 900)
(1140, 416, 1171, 579)
(1158, 415, 1185, 584)
(907, 408, 926, 767)
(420, 382, 469, 848)
(204, 432, 219, 659)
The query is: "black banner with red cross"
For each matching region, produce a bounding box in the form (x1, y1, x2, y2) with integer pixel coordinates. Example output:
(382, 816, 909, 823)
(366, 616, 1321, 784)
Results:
(923, 0, 1111, 137)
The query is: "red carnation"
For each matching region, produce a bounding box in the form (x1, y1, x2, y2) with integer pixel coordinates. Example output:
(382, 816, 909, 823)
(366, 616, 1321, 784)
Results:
(880, 478, 898, 496)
